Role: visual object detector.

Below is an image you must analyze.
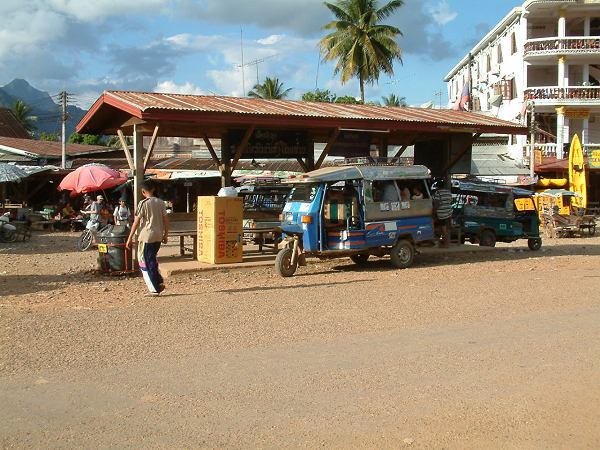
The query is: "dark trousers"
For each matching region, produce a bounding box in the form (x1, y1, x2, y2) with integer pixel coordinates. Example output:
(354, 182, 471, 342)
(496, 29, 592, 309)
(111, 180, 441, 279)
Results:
(139, 241, 163, 293)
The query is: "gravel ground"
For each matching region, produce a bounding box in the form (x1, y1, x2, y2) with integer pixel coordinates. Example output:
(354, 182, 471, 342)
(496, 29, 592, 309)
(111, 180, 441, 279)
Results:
(1, 232, 599, 449)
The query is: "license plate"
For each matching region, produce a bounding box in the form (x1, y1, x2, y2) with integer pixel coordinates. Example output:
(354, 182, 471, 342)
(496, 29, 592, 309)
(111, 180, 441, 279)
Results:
(98, 243, 108, 253)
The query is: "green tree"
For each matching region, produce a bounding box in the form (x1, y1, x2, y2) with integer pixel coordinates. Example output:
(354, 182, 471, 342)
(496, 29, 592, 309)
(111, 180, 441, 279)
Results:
(335, 95, 362, 104)
(319, 0, 404, 103)
(11, 100, 37, 132)
(247, 77, 292, 99)
(302, 89, 337, 102)
(39, 132, 60, 142)
(69, 132, 102, 145)
(381, 93, 407, 107)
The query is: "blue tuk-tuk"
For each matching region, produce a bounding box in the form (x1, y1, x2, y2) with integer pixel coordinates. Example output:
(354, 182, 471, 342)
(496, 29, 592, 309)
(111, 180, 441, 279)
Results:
(275, 162, 436, 277)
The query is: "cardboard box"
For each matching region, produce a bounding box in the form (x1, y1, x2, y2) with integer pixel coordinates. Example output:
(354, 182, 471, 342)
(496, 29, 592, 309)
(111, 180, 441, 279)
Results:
(197, 196, 243, 264)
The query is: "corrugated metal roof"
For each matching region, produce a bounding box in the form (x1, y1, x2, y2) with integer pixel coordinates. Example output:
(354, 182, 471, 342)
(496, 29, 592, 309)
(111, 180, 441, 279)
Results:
(99, 91, 526, 131)
(0, 136, 117, 158)
(0, 108, 30, 139)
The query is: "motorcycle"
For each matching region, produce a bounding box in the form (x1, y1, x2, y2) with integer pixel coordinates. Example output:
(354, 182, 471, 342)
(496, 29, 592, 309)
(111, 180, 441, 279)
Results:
(0, 212, 17, 242)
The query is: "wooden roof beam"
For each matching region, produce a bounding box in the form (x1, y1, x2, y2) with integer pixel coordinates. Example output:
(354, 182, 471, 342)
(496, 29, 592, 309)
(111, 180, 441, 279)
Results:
(315, 128, 340, 169)
(230, 125, 255, 174)
(116, 129, 134, 171)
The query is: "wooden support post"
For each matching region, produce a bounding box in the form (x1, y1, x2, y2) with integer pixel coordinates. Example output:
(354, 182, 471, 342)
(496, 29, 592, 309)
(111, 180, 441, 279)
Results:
(202, 135, 223, 171)
(391, 145, 409, 162)
(379, 135, 389, 158)
(315, 128, 340, 169)
(296, 158, 309, 172)
(230, 125, 255, 174)
(442, 134, 479, 173)
(133, 124, 144, 210)
(117, 129, 135, 171)
(143, 125, 160, 170)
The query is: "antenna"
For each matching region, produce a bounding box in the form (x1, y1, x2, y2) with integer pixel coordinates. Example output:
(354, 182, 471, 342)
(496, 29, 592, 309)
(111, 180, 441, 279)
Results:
(315, 52, 321, 90)
(433, 90, 443, 108)
(237, 54, 279, 85)
(240, 27, 245, 96)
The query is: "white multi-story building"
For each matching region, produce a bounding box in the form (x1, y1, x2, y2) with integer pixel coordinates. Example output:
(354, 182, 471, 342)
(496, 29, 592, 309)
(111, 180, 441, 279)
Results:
(445, 0, 600, 164)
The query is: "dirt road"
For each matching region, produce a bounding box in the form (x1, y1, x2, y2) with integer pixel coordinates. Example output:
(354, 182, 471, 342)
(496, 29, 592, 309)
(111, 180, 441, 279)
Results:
(1, 233, 599, 448)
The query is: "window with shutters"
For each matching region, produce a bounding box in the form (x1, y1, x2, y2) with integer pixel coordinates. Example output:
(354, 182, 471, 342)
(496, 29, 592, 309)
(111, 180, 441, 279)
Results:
(497, 44, 503, 64)
(511, 33, 517, 54)
(486, 54, 491, 72)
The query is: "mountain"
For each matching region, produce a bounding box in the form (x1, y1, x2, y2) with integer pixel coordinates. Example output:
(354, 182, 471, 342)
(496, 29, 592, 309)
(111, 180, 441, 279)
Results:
(0, 79, 87, 138)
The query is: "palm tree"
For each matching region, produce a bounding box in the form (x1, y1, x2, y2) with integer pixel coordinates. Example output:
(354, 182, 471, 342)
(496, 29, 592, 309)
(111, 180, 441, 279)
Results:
(247, 77, 292, 99)
(381, 93, 407, 107)
(11, 100, 37, 132)
(320, 0, 404, 103)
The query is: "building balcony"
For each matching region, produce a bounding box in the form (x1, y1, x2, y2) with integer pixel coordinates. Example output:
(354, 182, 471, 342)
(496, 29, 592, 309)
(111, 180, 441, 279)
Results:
(524, 37, 600, 59)
(523, 143, 599, 160)
(524, 86, 600, 105)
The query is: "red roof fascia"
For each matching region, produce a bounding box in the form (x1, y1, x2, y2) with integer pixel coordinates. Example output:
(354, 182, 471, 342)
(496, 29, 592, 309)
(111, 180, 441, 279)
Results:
(76, 92, 144, 133)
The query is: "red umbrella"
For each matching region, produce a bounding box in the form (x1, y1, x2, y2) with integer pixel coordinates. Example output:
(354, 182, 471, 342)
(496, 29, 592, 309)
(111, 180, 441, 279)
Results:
(58, 164, 128, 194)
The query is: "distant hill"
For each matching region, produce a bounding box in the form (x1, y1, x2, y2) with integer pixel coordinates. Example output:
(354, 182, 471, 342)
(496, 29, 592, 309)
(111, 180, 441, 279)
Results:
(0, 79, 87, 138)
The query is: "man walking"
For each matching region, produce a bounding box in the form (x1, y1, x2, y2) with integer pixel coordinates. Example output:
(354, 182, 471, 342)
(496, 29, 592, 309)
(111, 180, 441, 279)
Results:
(126, 181, 169, 295)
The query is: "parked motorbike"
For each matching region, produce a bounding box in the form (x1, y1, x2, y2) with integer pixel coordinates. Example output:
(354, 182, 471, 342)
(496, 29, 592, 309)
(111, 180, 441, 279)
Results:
(0, 212, 17, 242)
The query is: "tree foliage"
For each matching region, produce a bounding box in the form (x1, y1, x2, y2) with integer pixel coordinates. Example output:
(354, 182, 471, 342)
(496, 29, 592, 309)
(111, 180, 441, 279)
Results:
(381, 93, 407, 107)
(247, 77, 292, 99)
(335, 95, 363, 104)
(302, 89, 337, 102)
(39, 132, 60, 142)
(11, 100, 37, 132)
(319, 0, 404, 102)
(69, 132, 103, 145)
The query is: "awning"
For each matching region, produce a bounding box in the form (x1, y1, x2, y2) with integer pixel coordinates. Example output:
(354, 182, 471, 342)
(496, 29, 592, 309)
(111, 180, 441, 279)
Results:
(471, 145, 529, 176)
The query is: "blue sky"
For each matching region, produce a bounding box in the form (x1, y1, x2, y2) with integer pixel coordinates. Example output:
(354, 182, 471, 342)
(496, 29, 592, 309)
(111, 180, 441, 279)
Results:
(1, 0, 522, 108)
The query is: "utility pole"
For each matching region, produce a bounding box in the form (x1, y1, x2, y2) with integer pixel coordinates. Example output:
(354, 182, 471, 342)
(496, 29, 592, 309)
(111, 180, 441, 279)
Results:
(529, 101, 536, 178)
(468, 52, 473, 112)
(433, 90, 443, 108)
(60, 91, 68, 170)
(240, 28, 245, 96)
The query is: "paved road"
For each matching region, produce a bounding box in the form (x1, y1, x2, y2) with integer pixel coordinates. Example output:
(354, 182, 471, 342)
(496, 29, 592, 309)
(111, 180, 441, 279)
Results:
(1, 234, 600, 448)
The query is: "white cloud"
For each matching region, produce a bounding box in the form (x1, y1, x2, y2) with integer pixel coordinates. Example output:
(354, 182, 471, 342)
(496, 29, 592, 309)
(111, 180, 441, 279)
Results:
(427, 0, 458, 26)
(257, 35, 283, 45)
(154, 81, 206, 95)
(48, 0, 169, 21)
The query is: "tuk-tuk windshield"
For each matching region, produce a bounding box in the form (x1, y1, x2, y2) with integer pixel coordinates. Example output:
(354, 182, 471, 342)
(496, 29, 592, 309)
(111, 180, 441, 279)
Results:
(288, 184, 319, 202)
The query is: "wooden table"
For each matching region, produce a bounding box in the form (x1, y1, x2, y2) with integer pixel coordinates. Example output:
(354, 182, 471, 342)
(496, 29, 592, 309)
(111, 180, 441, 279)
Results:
(243, 227, 282, 254)
(169, 229, 197, 258)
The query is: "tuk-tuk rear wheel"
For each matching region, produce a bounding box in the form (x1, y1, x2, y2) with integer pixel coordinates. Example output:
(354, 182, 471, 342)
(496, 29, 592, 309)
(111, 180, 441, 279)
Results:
(479, 229, 496, 247)
(390, 240, 414, 269)
(275, 247, 298, 277)
(528, 237, 542, 251)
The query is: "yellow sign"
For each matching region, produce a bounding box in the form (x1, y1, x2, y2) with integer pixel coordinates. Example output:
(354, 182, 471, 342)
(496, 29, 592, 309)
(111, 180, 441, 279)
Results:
(564, 109, 590, 119)
(97, 244, 108, 253)
(534, 149, 543, 166)
(590, 150, 600, 169)
(514, 198, 535, 211)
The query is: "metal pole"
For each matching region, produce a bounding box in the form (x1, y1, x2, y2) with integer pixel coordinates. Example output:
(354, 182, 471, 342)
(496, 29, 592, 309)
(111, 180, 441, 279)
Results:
(240, 27, 245, 96)
(186, 186, 190, 213)
(61, 91, 67, 169)
(529, 101, 536, 178)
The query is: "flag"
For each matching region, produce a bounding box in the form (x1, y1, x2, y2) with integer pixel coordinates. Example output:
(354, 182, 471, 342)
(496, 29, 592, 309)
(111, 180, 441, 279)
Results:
(516, 95, 529, 123)
(452, 82, 470, 111)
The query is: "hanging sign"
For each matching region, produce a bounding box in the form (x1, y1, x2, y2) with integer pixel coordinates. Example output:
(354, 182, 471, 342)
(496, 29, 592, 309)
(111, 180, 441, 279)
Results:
(589, 149, 600, 168)
(329, 131, 372, 157)
(225, 129, 307, 159)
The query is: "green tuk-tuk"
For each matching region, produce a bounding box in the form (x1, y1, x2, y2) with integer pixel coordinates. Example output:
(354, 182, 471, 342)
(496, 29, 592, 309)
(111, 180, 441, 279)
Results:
(451, 180, 542, 250)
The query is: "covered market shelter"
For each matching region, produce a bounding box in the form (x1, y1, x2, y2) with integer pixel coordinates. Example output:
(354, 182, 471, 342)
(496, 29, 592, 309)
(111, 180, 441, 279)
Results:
(76, 91, 528, 205)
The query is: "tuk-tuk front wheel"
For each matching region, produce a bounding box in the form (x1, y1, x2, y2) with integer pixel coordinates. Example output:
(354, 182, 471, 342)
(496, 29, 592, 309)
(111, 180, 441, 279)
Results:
(275, 247, 298, 277)
(528, 237, 542, 251)
(390, 240, 414, 269)
(350, 253, 370, 265)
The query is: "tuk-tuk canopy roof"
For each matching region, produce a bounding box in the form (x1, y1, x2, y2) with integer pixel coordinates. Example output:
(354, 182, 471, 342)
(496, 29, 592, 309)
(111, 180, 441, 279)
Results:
(286, 164, 431, 183)
(452, 180, 534, 197)
(538, 189, 581, 197)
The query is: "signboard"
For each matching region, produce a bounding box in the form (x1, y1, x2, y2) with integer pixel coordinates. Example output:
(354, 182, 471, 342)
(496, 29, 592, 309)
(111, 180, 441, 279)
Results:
(329, 131, 372, 157)
(224, 129, 307, 159)
(534, 149, 543, 166)
(589, 149, 600, 169)
(564, 109, 590, 119)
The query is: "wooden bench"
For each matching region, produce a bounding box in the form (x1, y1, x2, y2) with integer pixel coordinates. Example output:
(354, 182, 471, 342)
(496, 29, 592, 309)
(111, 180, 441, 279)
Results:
(243, 227, 282, 254)
(167, 212, 197, 258)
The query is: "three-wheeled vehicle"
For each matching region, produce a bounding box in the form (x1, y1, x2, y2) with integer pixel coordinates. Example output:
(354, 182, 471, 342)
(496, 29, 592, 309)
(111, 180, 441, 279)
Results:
(275, 162, 436, 277)
(536, 189, 595, 237)
(450, 180, 542, 250)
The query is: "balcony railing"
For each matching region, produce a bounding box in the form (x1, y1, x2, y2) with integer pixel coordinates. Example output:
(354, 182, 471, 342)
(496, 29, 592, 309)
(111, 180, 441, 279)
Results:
(524, 36, 600, 56)
(525, 86, 600, 101)
(523, 143, 599, 161)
